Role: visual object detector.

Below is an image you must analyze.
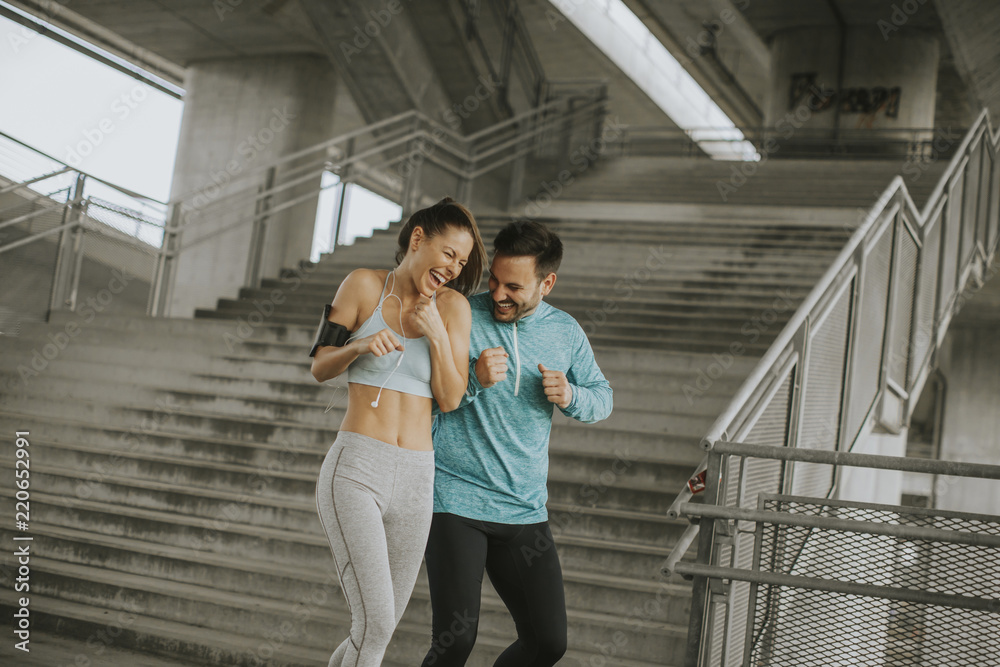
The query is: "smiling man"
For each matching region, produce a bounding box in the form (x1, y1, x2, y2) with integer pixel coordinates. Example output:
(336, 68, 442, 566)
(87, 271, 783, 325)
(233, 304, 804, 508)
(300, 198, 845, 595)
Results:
(421, 220, 613, 667)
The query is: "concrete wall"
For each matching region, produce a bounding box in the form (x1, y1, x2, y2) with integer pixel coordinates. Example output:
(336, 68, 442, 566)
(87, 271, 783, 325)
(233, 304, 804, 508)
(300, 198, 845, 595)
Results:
(933, 322, 1000, 514)
(838, 426, 907, 506)
(764, 27, 939, 133)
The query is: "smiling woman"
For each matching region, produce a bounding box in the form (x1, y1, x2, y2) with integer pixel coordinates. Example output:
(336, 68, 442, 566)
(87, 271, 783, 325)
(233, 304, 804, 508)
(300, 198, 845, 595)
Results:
(309, 196, 487, 667)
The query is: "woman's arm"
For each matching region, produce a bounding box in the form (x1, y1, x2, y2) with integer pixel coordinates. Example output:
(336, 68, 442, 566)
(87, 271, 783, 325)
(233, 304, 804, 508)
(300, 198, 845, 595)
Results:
(415, 290, 471, 412)
(311, 269, 389, 383)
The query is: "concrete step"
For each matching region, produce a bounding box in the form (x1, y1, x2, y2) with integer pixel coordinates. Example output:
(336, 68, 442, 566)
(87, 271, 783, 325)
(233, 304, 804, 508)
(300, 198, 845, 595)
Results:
(263, 277, 816, 302)
(476, 214, 853, 233)
(10, 430, 688, 516)
(3, 365, 727, 442)
(0, 411, 707, 492)
(0, 522, 691, 627)
(0, 491, 688, 664)
(292, 269, 825, 292)
(0, 346, 750, 418)
(309, 253, 835, 278)
(2, 309, 763, 375)
(236, 285, 811, 314)
(0, 626, 203, 667)
(1, 455, 687, 550)
(207, 296, 799, 331)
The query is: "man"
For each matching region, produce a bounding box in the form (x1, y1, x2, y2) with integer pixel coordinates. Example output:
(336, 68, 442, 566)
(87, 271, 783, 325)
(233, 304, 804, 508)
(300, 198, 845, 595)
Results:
(421, 220, 613, 666)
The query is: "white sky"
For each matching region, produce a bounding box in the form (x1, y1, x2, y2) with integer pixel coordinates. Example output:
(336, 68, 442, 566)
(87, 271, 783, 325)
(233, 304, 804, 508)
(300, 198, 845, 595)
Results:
(0, 12, 398, 258)
(0, 14, 182, 202)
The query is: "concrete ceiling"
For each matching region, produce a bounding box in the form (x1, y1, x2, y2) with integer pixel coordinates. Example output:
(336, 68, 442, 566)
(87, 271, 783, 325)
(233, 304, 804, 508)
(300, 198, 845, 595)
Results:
(6, 0, 999, 129)
(2, 0, 324, 91)
(738, 0, 942, 37)
(933, 0, 1000, 122)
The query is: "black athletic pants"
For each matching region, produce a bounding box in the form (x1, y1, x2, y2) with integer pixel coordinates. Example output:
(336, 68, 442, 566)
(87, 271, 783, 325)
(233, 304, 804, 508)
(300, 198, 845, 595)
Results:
(420, 512, 568, 667)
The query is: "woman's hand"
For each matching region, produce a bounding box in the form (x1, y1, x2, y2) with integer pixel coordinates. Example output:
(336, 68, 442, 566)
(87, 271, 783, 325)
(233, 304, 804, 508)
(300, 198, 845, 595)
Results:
(356, 328, 404, 356)
(412, 296, 448, 344)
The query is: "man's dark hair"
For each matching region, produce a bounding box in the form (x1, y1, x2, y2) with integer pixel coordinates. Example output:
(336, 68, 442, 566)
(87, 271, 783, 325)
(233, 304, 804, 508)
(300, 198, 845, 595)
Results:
(493, 220, 563, 281)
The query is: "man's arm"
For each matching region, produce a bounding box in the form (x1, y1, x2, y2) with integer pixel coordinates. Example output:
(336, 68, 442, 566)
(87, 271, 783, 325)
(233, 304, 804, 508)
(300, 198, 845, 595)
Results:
(558, 329, 613, 424)
(433, 348, 506, 415)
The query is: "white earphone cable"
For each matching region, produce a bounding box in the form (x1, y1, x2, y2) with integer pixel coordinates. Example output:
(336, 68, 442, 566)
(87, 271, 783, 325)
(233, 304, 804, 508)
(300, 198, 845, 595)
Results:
(323, 270, 407, 413)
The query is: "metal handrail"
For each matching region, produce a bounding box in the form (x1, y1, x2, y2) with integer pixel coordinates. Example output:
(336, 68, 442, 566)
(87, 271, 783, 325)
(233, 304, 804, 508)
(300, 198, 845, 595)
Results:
(665, 108, 999, 531)
(711, 111, 995, 443)
(0, 129, 166, 206)
(169, 92, 606, 235)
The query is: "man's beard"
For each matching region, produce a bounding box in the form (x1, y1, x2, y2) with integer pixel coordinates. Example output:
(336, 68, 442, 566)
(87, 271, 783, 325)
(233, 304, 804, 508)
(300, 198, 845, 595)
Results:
(491, 295, 539, 322)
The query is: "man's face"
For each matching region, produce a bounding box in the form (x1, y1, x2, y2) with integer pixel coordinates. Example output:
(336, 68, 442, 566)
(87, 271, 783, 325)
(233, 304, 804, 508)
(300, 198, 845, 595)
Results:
(487, 255, 555, 323)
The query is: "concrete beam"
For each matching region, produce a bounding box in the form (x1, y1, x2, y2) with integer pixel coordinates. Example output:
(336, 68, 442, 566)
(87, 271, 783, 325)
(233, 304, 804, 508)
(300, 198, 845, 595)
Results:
(620, 0, 768, 127)
(3, 0, 186, 96)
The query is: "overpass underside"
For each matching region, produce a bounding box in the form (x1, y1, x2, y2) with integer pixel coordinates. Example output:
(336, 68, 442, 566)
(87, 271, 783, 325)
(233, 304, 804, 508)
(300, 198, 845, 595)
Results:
(1, 1, 999, 665)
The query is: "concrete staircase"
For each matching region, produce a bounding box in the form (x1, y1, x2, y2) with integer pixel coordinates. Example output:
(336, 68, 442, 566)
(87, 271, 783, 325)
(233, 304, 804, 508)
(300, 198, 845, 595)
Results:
(558, 156, 948, 209)
(0, 197, 865, 664)
(199, 215, 849, 355)
(0, 305, 753, 666)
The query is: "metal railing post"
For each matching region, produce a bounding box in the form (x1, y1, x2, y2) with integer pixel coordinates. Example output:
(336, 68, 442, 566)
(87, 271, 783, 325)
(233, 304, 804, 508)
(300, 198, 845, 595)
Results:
(49, 174, 87, 313)
(244, 166, 275, 290)
(66, 204, 88, 312)
(149, 203, 180, 316)
(683, 449, 723, 667)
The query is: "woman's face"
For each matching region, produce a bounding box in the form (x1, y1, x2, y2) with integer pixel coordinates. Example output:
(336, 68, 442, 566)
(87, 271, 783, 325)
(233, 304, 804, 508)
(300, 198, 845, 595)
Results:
(410, 225, 474, 297)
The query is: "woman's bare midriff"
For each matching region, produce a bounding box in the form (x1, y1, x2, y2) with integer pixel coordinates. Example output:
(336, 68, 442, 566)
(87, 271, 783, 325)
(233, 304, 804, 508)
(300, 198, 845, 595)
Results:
(339, 383, 434, 451)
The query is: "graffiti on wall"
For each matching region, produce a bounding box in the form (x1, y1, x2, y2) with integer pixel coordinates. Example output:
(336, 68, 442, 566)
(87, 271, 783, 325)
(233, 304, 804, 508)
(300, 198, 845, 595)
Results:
(789, 73, 902, 126)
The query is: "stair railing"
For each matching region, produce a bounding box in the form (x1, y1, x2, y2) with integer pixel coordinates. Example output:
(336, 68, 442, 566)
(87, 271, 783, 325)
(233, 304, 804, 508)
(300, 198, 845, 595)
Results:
(152, 88, 608, 315)
(0, 131, 168, 329)
(606, 125, 960, 160)
(661, 108, 1000, 667)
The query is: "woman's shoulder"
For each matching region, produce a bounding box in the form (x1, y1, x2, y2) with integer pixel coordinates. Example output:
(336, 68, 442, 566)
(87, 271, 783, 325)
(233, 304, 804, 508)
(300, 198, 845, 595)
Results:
(435, 286, 471, 318)
(340, 268, 387, 295)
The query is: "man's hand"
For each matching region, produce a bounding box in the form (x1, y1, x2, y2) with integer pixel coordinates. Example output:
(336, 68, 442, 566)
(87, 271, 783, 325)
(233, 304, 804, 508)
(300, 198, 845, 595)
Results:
(475, 347, 508, 388)
(539, 363, 572, 409)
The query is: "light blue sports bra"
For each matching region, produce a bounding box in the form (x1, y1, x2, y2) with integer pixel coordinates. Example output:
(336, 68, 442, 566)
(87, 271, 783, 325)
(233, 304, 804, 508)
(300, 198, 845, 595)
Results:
(347, 271, 435, 400)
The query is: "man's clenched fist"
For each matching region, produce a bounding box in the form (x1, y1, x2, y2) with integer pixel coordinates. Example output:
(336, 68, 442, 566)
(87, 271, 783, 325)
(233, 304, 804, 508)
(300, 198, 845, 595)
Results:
(475, 347, 508, 388)
(539, 363, 572, 409)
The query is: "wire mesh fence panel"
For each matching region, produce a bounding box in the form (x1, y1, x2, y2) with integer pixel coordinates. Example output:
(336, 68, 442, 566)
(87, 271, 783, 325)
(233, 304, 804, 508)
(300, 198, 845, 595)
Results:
(0, 206, 68, 333)
(938, 171, 964, 316)
(977, 139, 992, 252)
(990, 146, 1000, 251)
(888, 222, 918, 387)
(722, 372, 794, 666)
(72, 226, 159, 317)
(747, 497, 1000, 667)
(909, 209, 941, 387)
(844, 222, 893, 445)
(87, 197, 165, 248)
(793, 282, 852, 497)
(960, 139, 983, 267)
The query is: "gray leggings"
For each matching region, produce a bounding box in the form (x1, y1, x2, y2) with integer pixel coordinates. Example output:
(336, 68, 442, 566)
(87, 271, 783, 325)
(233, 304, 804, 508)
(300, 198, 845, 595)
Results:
(315, 430, 435, 667)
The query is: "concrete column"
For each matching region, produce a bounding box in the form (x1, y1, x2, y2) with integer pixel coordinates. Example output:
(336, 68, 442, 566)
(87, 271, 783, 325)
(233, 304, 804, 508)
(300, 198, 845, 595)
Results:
(763, 26, 939, 139)
(933, 322, 1000, 514)
(167, 55, 338, 317)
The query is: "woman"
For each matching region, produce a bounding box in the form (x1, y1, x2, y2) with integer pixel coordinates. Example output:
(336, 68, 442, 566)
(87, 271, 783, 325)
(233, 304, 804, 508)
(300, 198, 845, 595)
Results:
(311, 197, 486, 667)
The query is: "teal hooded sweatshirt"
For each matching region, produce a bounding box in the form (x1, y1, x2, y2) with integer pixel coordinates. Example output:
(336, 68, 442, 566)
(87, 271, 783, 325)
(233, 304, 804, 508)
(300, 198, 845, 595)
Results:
(432, 291, 613, 524)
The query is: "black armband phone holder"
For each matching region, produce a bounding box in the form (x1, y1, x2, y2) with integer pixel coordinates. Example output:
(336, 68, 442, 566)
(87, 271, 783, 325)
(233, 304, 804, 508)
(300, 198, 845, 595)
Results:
(309, 304, 351, 357)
